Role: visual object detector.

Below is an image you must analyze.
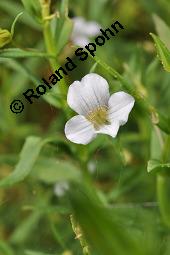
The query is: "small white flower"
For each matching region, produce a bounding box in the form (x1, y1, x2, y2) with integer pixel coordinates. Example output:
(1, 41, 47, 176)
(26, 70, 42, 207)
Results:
(54, 181, 69, 197)
(65, 73, 135, 145)
(71, 17, 100, 47)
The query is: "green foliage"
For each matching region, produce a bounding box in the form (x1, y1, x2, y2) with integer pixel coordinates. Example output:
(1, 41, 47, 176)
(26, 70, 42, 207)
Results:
(150, 33, 170, 72)
(147, 159, 170, 174)
(0, 136, 44, 187)
(0, 48, 53, 58)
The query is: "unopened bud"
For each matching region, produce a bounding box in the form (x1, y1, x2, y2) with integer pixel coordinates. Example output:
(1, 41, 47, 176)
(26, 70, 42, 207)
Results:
(0, 29, 12, 48)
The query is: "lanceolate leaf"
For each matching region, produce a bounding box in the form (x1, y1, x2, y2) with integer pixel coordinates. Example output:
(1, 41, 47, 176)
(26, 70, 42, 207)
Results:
(32, 158, 81, 183)
(0, 136, 44, 187)
(150, 33, 170, 72)
(0, 58, 62, 108)
(153, 14, 170, 50)
(55, 17, 73, 55)
(0, 48, 53, 58)
(0, 136, 74, 188)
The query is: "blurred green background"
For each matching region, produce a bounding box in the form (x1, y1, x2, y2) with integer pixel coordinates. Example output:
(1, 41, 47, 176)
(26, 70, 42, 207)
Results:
(0, 0, 170, 254)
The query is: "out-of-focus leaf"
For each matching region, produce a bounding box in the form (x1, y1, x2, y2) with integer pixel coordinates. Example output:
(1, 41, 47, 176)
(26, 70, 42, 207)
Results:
(55, 17, 73, 55)
(10, 210, 42, 244)
(24, 251, 55, 255)
(0, 136, 74, 187)
(69, 183, 141, 255)
(53, 0, 72, 55)
(0, 136, 44, 187)
(153, 14, 170, 50)
(0, 241, 14, 255)
(32, 157, 81, 183)
(147, 159, 170, 174)
(157, 174, 170, 228)
(89, 0, 108, 19)
(150, 33, 170, 72)
(150, 128, 163, 160)
(0, 0, 40, 30)
(0, 58, 62, 108)
(0, 48, 53, 58)
(157, 112, 170, 134)
(21, 0, 42, 23)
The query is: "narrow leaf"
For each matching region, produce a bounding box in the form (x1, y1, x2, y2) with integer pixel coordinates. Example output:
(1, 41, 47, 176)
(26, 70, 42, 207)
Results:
(32, 158, 81, 183)
(0, 136, 44, 187)
(153, 14, 170, 50)
(11, 12, 23, 37)
(150, 33, 170, 72)
(0, 48, 53, 58)
(55, 17, 73, 55)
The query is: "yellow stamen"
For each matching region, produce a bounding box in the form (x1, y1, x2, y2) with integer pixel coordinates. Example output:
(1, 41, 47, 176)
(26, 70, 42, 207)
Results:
(86, 106, 110, 130)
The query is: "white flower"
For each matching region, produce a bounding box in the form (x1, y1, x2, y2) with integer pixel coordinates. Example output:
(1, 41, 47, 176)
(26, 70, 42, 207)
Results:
(54, 181, 69, 197)
(65, 73, 135, 145)
(71, 17, 100, 47)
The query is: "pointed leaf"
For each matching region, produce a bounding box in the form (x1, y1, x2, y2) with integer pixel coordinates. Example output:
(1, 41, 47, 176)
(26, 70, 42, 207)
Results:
(153, 14, 170, 50)
(0, 136, 44, 187)
(150, 33, 170, 72)
(0, 48, 53, 58)
(147, 159, 170, 174)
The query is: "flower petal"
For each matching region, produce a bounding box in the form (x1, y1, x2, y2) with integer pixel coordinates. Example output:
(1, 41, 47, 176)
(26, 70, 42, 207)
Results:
(108, 91, 135, 125)
(96, 121, 120, 138)
(72, 35, 90, 47)
(72, 17, 100, 39)
(67, 73, 110, 115)
(83, 20, 100, 36)
(65, 115, 96, 144)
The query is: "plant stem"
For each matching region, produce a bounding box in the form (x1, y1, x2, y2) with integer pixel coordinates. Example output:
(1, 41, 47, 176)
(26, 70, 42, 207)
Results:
(157, 174, 170, 228)
(40, 0, 67, 108)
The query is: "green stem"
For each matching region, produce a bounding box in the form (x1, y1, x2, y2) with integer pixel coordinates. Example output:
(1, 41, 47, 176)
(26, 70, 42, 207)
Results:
(157, 174, 170, 228)
(40, 0, 67, 109)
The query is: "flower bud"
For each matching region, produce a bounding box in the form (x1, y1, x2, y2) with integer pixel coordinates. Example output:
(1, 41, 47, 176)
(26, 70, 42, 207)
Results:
(0, 28, 12, 48)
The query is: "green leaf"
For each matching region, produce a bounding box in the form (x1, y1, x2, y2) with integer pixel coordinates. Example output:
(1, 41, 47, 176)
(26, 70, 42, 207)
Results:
(150, 128, 163, 160)
(24, 251, 55, 255)
(0, 58, 62, 108)
(157, 112, 170, 134)
(10, 210, 42, 244)
(147, 159, 170, 174)
(153, 14, 170, 50)
(89, 0, 108, 19)
(32, 157, 81, 183)
(0, 136, 73, 188)
(11, 12, 23, 37)
(0, 136, 44, 187)
(0, 48, 53, 58)
(21, 0, 42, 23)
(53, 0, 73, 55)
(0, 0, 40, 30)
(55, 17, 73, 55)
(150, 33, 170, 72)
(60, 0, 69, 17)
(0, 241, 14, 255)
(69, 183, 140, 255)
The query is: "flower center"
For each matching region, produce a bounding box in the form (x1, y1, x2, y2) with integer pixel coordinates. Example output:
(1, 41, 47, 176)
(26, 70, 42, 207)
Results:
(86, 106, 110, 130)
